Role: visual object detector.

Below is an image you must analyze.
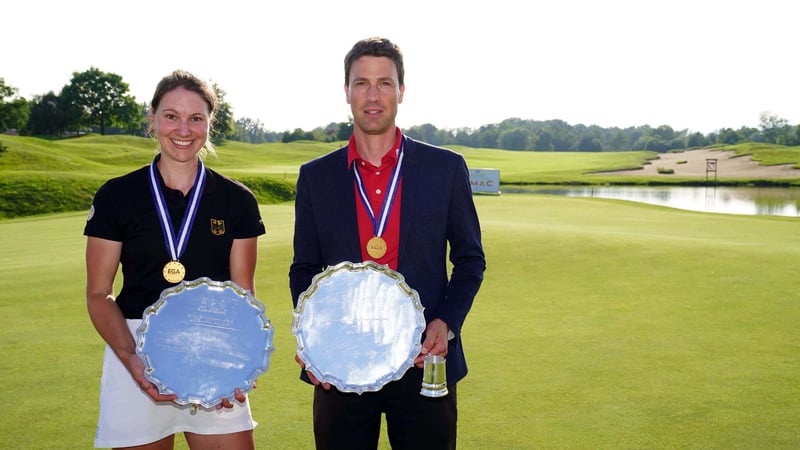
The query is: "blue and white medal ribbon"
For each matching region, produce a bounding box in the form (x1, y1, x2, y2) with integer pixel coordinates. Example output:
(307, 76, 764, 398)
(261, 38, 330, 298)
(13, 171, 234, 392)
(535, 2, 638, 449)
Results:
(353, 144, 403, 259)
(148, 156, 206, 283)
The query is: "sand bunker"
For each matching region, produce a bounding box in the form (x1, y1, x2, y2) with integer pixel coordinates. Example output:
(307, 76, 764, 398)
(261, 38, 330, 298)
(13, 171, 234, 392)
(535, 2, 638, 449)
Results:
(598, 149, 799, 179)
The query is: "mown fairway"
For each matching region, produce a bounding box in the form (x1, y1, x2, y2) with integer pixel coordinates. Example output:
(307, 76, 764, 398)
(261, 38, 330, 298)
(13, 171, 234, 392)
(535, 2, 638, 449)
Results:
(3, 134, 800, 218)
(1, 193, 798, 449)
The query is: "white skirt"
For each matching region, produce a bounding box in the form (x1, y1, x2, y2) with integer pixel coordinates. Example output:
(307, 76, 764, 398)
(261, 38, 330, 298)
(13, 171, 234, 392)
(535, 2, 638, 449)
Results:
(94, 320, 257, 448)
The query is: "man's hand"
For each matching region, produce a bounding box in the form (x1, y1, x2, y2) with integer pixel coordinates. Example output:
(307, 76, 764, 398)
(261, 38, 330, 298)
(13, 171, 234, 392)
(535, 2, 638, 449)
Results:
(414, 318, 450, 368)
(295, 353, 331, 390)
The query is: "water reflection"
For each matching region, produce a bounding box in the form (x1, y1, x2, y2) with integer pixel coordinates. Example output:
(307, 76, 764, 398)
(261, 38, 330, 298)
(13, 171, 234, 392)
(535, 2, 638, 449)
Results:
(507, 186, 800, 217)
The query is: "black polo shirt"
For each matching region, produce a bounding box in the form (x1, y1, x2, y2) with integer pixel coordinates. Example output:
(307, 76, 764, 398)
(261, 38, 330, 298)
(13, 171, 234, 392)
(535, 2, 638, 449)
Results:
(84, 163, 266, 319)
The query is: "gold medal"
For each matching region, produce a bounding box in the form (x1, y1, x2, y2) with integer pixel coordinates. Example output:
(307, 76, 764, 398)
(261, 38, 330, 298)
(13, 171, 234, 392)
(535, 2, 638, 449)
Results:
(366, 236, 387, 259)
(162, 260, 186, 283)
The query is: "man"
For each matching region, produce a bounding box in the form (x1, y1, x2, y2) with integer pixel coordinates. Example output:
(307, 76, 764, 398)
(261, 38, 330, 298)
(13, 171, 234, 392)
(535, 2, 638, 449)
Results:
(289, 37, 485, 450)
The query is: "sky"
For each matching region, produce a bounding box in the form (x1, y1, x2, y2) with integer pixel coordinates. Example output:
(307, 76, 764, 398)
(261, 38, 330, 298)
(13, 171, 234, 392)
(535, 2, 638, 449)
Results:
(3, 0, 798, 135)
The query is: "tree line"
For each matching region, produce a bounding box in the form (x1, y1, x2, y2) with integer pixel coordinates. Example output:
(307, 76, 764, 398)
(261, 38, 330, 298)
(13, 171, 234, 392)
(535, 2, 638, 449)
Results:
(0, 68, 281, 144)
(2, 68, 799, 152)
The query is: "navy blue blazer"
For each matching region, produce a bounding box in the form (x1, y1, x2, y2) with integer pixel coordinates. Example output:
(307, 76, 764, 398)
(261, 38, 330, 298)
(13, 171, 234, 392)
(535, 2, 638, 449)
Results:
(289, 135, 486, 384)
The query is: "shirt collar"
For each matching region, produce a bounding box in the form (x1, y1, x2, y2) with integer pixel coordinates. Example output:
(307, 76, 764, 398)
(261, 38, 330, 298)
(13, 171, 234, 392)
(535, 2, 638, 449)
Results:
(347, 127, 403, 168)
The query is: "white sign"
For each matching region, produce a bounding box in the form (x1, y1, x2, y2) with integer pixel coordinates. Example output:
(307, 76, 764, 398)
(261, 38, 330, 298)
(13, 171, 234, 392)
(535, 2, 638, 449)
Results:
(468, 168, 500, 194)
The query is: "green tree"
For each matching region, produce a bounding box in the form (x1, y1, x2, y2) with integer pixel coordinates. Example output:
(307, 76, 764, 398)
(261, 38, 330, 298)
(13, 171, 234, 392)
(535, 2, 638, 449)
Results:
(405, 123, 440, 144)
(477, 124, 500, 148)
(234, 117, 263, 143)
(652, 124, 677, 141)
(575, 136, 603, 152)
(686, 132, 708, 148)
(633, 135, 666, 152)
(28, 92, 67, 135)
(59, 67, 140, 135)
(573, 125, 605, 151)
(211, 82, 234, 143)
(716, 128, 742, 145)
(759, 111, 789, 144)
(0, 78, 30, 132)
(532, 130, 554, 151)
(282, 128, 314, 143)
(544, 120, 574, 150)
(788, 125, 800, 146)
(451, 127, 477, 147)
(310, 123, 343, 142)
(608, 130, 629, 151)
(498, 128, 529, 150)
(336, 118, 353, 141)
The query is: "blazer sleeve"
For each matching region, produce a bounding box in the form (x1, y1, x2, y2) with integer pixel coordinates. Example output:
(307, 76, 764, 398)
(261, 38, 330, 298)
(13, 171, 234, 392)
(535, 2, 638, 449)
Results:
(440, 153, 485, 335)
(289, 162, 323, 306)
(398, 140, 485, 337)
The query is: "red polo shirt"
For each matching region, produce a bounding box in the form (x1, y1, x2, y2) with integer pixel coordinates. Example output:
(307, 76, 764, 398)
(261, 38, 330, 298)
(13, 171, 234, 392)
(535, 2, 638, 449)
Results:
(347, 128, 403, 270)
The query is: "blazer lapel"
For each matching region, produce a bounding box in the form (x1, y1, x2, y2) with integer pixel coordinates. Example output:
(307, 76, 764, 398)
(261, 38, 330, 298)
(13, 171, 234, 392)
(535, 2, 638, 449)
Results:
(398, 137, 419, 262)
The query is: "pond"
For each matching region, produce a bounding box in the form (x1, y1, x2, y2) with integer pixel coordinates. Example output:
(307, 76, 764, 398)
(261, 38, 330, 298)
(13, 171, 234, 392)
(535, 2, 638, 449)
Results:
(504, 186, 800, 217)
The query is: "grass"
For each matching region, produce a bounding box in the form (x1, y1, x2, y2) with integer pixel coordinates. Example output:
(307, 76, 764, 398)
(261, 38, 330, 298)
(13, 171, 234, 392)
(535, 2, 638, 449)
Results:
(1, 195, 799, 449)
(0, 134, 306, 218)
(1, 135, 799, 448)
(2, 134, 799, 218)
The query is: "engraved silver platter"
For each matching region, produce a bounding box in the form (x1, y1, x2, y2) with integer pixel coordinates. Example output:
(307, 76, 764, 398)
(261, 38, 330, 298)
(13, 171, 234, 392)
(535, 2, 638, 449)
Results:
(136, 277, 274, 408)
(292, 261, 426, 394)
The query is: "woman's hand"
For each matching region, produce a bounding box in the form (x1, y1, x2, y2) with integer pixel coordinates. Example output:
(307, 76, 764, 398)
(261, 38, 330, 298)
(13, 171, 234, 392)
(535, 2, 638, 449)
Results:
(216, 388, 249, 410)
(127, 352, 178, 403)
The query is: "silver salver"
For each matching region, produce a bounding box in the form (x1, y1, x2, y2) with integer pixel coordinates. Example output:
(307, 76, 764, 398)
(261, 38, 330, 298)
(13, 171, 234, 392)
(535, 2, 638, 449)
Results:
(292, 261, 426, 394)
(136, 277, 275, 409)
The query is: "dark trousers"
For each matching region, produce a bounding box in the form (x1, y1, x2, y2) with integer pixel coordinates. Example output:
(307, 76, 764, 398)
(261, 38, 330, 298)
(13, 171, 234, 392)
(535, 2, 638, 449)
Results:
(312, 367, 458, 450)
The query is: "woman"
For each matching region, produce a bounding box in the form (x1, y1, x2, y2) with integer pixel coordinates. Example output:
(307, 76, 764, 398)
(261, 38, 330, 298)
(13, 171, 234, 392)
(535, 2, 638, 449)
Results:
(85, 69, 265, 449)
